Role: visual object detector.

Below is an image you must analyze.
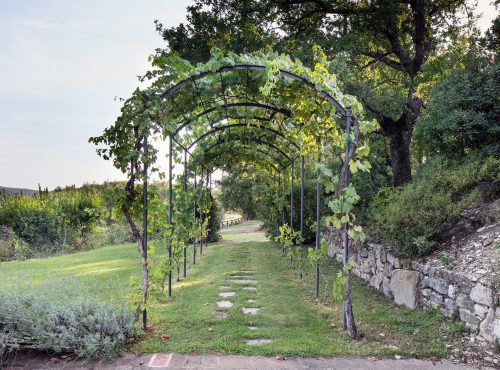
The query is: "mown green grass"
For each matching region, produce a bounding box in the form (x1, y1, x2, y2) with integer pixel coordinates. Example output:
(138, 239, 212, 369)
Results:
(0, 221, 464, 358)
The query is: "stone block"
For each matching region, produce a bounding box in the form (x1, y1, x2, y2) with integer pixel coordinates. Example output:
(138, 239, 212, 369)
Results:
(423, 276, 448, 295)
(433, 268, 453, 284)
(429, 291, 444, 305)
(474, 304, 489, 319)
(470, 283, 493, 307)
(360, 272, 371, 281)
(444, 298, 457, 314)
(382, 276, 392, 297)
(453, 273, 474, 292)
(370, 273, 383, 290)
(387, 253, 396, 266)
(479, 307, 499, 342)
(390, 269, 421, 309)
(383, 263, 393, 278)
(360, 248, 368, 258)
(422, 288, 431, 297)
(459, 308, 480, 329)
(359, 259, 371, 274)
(448, 285, 456, 299)
(456, 293, 475, 311)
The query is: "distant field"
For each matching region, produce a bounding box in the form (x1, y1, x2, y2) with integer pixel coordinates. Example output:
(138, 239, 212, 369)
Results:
(222, 211, 242, 221)
(0, 186, 37, 196)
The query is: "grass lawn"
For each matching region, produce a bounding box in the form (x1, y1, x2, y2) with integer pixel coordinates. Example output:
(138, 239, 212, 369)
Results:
(0, 221, 464, 358)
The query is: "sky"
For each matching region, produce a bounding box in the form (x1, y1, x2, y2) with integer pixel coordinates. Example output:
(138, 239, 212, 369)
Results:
(0, 0, 497, 190)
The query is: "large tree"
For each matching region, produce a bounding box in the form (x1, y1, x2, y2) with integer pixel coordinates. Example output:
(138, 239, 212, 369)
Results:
(157, 0, 477, 186)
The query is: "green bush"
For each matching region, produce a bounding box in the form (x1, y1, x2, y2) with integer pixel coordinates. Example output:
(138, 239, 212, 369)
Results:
(0, 190, 107, 258)
(0, 293, 135, 365)
(414, 52, 500, 159)
(0, 226, 32, 261)
(368, 156, 500, 257)
(207, 194, 221, 242)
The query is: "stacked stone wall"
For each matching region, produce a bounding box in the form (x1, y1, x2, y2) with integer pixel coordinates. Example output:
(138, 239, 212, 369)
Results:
(324, 228, 499, 343)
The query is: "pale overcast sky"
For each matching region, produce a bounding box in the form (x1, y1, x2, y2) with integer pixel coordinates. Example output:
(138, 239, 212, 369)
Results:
(0, 0, 497, 190)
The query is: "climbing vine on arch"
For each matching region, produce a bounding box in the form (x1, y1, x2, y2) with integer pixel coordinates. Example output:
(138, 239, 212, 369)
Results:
(89, 45, 377, 338)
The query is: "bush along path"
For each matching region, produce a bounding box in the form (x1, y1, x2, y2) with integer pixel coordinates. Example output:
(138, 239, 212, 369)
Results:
(5, 221, 477, 369)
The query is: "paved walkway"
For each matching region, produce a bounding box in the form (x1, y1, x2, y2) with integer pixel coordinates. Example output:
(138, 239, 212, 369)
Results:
(7, 352, 478, 369)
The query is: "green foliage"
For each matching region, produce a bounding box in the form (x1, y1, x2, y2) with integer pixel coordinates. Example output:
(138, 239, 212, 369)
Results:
(368, 156, 500, 257)
(439, 255, 455, 268)
(0, 292, 135, 365)
(0, 226, 31, 261)
(0, 190, 107, 258)
(207, 194, 221, 242)
(331, 258, 357, 301)
(307, 239, 329, 267)
(414, 52, 500, 158)
(274, 224, 304, 263)
(218, 167, 261, 219)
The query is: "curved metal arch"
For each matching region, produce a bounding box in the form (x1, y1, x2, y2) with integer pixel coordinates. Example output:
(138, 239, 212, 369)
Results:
(161, 64, 347, 118)
(186, 122, 300, 153)
(202, 136, 292, 162)
(173, 101, 291, 136)
(196, 137, 290, 166)
(198, 143, 284, 173)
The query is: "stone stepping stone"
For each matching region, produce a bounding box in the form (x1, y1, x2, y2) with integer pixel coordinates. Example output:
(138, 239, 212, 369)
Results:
(247, 326, 258, 330)
(242, 307, 261, 315)
(219, 291, 236, 298)
(241, 270, 255, 273)
(216, 300, 233, 308)
(247, 299, 256, 303)
(242, 286, 257, 290)
(213, 311, 228, 318)
(219, 286, 230, 289)
(230, 275, 254, 278)
(246, 339, 272, 346)
(229, 279, 257, 285)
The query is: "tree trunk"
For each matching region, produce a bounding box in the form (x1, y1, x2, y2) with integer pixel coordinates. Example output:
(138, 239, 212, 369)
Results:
(342, 275, 358, 338)
(379, 95, 422, 187)
(389, 124, 413, 187)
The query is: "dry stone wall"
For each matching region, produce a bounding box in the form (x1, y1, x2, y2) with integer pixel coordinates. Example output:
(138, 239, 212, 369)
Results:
(324, 228, 499, 344)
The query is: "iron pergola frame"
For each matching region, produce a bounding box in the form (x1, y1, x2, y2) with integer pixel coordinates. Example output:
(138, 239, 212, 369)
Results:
(140, 63, 357, 328)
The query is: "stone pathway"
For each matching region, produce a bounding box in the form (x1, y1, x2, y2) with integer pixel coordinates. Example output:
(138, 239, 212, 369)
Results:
(6, 351, 478, 369)
(212, 268, 273, 347)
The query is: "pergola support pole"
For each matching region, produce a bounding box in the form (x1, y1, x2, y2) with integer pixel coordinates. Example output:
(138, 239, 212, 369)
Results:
(183, 149, 187, 278)
(277, 171, 281, 237)
(142, 135, 148, 330)
(193, 169, 197, 264)
(199, 168, 203, 256)
(290, 159, 294, 266)
(300, 155, 304, 279)
(315, 145, 321, 297)
(168, 135, 173, 297)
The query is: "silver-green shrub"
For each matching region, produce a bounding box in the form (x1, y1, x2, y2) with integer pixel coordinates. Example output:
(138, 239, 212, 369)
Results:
(0, 292, 135, 364)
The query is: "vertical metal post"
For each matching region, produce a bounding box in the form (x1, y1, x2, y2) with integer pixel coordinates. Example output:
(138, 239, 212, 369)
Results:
(315, 144, 321, 297)
(199, 168, 203, 256)
(183, 149, 187, 278)
(142, 136, 148, 329)
(343, 106, 352, 267)
(290, 159, 294, 266)
(282, 168, 286, 227)
(206, 172, 210, 248)
(300, 155, 305, 279)
(168, 135, 173, 297)
(290, 159, 294, 228)
(183, 149, 187, 192)
(277, 171, 281, 236)
(193, 168, 197, 264)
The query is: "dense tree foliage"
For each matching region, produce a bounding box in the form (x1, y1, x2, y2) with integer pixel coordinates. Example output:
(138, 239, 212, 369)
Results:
(158, 0, 480, 186)
(414, 52, 500, 158)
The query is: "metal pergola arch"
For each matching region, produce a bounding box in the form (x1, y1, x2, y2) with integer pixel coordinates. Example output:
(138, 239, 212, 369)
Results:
(142, 61, 357, 317)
